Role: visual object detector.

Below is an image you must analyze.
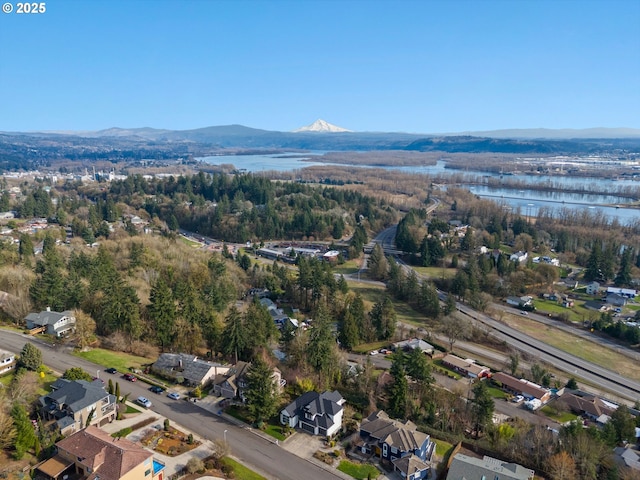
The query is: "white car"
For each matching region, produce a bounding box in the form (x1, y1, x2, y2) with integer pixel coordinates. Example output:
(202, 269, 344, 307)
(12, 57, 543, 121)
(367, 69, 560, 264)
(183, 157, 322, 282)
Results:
(136, 396, 152, 408)
(369, 350, 379, 356)
(512, 395, 524, 403)
(167, 392, 181, 400)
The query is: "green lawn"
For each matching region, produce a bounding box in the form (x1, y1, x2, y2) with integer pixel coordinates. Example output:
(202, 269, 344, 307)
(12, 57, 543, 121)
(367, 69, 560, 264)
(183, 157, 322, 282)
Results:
(263, 424, 286, 441)
(412, 266, 457, 279)
(222, 458, 266, 480)
(222, 457, 267, 480)
(332, 259, 361, 276)
(533, 299, 581, 322)
(74, 348, 152, 372)
(226, 405, 252, 423)
(178, 235, 203, 247)
(125, 405, 141, 414)
(433, 439, 454, 457)
(540, 405, 578, 424)
(432, 360, 462, 380)
(486, 386, 509, 400)
(351, 341, 389, 354)
(337, 460, 379, 479)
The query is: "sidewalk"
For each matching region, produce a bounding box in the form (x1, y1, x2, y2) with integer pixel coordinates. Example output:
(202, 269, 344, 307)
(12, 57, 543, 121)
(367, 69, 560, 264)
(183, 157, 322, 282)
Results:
(100, 401, 215, 477)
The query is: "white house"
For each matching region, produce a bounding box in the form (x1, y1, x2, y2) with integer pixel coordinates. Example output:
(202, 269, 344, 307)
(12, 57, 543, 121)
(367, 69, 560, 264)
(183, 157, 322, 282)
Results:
(586, 281, 601, 295)
(509, 251, 528, 263)
(0, 349, 16, 375)
(25, 309, 76, 337)
(280, 390, 345, 437)
(606, 287, 637, 299)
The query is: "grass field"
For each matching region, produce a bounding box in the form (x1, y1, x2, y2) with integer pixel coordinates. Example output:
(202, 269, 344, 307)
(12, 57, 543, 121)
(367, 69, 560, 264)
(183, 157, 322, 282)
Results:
(352, 341, 389, 354)
(503, 314, 640, 382)
(178, 235, 203, 248)
(332, 259, 361, 276)
(337, 460, 379, 479)
(433, 439, 454, 457)
(540, 405, 578, 424)
(486, 386, 509, 400)
(412, 266, 457, 280)
(222, 458, 266, 480)
(74, 348, 153, 372)
(533, 299, 581, 322)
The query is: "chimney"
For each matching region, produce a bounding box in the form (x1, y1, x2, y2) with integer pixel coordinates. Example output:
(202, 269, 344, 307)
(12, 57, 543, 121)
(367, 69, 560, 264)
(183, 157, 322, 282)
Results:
(46, 306, 51, 312)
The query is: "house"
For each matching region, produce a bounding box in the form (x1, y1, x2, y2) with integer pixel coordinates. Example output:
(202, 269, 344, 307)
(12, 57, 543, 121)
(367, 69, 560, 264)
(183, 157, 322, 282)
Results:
(34, 426, 165, 480)
(506, 296, 533, 309)
(393, 338, 434, 355)
(280, 390, 345, 437)
(25, 309, 76, 337)
(0, 348, 16, 375)
(606, 293, 628, 307)
(586, 281, 601, 295)
(607, 287, 637, 299)
(584, 300, 608, 312)
(39, 379, 116, 435)
(509, 251, 528, 263)
(560, 390, 617, 420)
(492, 372, 551, 404)
(442, 354, 490, 378)
(613, 446, 640, 472)
(447, 453, 535, 480)
(359, 410, 435, 479)
(212, 361, 282, 401)
(151, 353, 229, 386)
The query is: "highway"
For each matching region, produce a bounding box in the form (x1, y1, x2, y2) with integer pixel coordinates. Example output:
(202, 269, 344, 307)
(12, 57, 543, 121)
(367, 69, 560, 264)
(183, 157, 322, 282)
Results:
(0, 330, 343, 480)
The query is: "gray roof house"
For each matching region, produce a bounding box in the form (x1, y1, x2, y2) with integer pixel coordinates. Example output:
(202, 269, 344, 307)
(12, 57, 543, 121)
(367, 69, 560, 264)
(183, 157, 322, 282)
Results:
(613, 446, 640, 472)
(212, 361, 252, 399)
(25, 309, 76, 337)
(39, 379, 116, 435)
(447, 453, 535, 480)
(151, 353, 229, 386)
(359, 410, 435, 480)
(280, 390, 345, 437)
(393, 338, 434, 355)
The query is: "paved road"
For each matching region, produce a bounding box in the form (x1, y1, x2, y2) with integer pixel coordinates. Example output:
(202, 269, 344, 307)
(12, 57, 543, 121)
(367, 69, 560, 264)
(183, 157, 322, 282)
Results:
(0, 330, 343, 480)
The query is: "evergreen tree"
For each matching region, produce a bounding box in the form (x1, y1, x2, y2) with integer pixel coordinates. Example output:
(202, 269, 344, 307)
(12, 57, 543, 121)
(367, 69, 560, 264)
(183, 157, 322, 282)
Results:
(584, 242, 603, 281)
(387, 352, 408, 418)
(609, 405, 636, 444)
(418, 281, 440, 318)
(11, 403, 36, 459)
(245, 298, 278, 352)
(221, 307, 247, 363)
(614, 247, 633, 287)
(368, 243, 389, 280)
(406, 347, 433, 384)
(370, 296, 397, 340)
(307, 307, 339, 381)
(17, 343, 42, 371)
(471, 381, 494, 438)
(148, 277, 177, 351)
(62, 367, 93, 381)
(338, 299, 361, 350)
(18, 233, 34, 265)
(244, 358, 279, 424)
(108, 379, 114, 395)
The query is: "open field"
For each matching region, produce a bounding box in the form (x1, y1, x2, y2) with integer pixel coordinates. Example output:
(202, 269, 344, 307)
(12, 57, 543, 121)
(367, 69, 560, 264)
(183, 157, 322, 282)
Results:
(502, 314, 640, 382)
(74, 348, 153, 372)
(412, 266, 457, 280)
(331, 259, 361, 275)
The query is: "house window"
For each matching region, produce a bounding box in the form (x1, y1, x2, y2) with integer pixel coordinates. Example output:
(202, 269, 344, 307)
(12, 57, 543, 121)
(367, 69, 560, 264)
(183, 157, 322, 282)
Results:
(382, 444, 388, 457)
(145, 469, 151, 476)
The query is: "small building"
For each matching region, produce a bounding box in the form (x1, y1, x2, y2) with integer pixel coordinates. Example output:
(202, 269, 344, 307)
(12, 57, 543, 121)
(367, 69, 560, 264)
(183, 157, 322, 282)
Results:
(509, 251, 528, 263)
(393, 338, 434, 355)
(613, 446, 640, 472)
(606, 287, 637, 299)
(506, 296, 532, 309)
(584, 300, 608, 312)
(151, 353, 229, 386)
(280, 390, 345, 437)
(25, 309, 76, 337)
(560, 390, 617, 420)
(0, 348, 16, 375)
(447, 453, 535, 480)
(606, 293, 628, 307)
(322, 250, 341, 262)
(34, 426, 165, 480)
(441, 354, 490, 378)
(586, 281, 601, 295)
(492, 372, 551, 404)
(212, 361, 282, 401)
(38, 379, 116, 435)
(359, 410, 435, 479)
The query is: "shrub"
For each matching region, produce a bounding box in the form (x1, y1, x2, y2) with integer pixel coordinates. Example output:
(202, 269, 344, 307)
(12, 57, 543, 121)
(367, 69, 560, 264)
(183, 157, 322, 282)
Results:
(187, 433, 194, 445)
(112, 427, 132, 438)
(131, 417, 157, 431)
(186, 458, 204, 474)
(164, 419, 170, 431)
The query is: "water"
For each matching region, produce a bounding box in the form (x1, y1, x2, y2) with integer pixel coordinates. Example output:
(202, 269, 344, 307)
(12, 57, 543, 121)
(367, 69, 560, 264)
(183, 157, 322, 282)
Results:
(197, 153, 640, 223)
(153, 460, 164, 474)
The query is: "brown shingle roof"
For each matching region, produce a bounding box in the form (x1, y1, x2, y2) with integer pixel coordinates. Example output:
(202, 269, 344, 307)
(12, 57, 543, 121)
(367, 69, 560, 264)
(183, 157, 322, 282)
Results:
(56, 426, 151, 480)
(492, 372, 550, 401)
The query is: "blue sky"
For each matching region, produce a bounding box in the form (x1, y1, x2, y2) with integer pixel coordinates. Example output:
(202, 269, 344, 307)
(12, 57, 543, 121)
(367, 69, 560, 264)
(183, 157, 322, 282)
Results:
(1, 0, 638, 132)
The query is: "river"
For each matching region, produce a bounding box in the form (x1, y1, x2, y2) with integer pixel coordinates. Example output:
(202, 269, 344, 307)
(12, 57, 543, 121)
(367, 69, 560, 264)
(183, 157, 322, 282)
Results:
(197, 153, 640, 224)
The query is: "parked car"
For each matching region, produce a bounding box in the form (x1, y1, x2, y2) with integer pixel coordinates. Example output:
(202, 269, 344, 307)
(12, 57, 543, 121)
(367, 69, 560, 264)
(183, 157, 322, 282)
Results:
(369, 350, 379, 356)
(149, 385, 164, 394)
(167, 392, 181, 400)
(105, 367, 118, 374)
(512, 395, 525, 403)
(123, 373, 137, 382)
(136, 396, 152, 408)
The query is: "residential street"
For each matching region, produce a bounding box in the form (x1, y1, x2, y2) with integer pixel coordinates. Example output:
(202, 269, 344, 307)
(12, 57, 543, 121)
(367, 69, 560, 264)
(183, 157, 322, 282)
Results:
(0, 330, 345, 480)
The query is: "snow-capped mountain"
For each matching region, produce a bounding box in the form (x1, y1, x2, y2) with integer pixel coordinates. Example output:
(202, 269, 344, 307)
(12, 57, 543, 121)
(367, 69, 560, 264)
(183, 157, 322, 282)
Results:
(293, 119, 352, 133)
